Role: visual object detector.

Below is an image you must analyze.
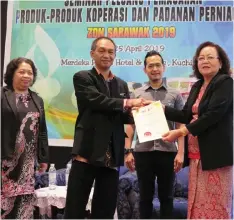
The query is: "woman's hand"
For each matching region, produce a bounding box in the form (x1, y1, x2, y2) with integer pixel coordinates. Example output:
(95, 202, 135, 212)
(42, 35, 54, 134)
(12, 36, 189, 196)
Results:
(162, 126, 188, 142)
(162, 129, 183, 142)
(38, 163, 48, 173)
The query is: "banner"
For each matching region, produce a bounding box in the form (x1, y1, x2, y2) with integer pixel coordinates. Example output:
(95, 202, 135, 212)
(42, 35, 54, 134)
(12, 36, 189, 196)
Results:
(5, 0, 233, 146)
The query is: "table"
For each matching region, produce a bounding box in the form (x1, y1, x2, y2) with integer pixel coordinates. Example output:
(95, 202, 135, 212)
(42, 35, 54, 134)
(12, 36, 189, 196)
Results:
(35, 186, 94, 218)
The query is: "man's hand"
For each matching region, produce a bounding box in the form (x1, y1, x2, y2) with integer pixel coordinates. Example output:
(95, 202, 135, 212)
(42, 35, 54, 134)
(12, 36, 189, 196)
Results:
(127, 98, 145, 108)
(129, 99, 153, 111)
(174, 152, 184, 173)
(142, 100, 154, 105)
(124, 153, 135, 172)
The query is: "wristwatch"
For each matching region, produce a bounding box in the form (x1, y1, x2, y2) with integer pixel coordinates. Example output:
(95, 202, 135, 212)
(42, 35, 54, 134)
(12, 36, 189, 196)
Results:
(124, 148, 134, 155)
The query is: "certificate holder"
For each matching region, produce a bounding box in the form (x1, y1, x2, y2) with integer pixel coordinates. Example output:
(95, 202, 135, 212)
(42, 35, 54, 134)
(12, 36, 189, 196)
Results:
(132, 101, 169, 143)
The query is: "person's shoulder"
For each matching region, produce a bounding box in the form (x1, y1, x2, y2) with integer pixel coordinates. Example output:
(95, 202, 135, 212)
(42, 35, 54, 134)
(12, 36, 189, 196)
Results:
(215, 74, 233, 83)
(134, 84, 146, 92)
(1, 86, 8, 98)
(2, 86, 13, 91)
(74, 69, 93, 78)
(165, 88, 184, 104)
(214, 74, 233, 91)
(29, 91, 45, 108)
(1, 86, 8, 93)
(30, 89, 42, 100)
(133, 84, 148, 96)
(166, 87, 181, 95)
(191, 79, 202, 88)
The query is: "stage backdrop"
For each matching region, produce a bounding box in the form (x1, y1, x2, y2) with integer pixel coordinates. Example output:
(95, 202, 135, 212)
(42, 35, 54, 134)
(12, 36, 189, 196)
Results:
(5, 0, 233, 146)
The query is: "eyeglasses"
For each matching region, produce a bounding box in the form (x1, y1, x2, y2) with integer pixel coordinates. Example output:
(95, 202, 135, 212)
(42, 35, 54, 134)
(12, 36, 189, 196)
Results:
(197, 56, 219, 63)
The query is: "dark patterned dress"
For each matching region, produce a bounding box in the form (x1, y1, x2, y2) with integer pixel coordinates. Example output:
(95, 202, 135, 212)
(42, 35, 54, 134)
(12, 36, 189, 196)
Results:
(1, 93, 40, 219)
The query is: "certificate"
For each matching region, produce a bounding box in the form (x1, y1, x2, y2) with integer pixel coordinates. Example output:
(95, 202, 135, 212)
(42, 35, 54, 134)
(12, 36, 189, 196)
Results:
(132, 101, 169, 143)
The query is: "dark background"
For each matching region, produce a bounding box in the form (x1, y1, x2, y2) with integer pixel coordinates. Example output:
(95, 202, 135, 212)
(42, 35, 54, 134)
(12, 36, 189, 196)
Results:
(1, 0, 72, 169)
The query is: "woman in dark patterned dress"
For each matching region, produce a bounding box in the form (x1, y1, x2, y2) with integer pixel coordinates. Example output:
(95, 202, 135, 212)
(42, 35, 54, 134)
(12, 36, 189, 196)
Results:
(1, 57, 49, 219)
(162, 42, 233, 219)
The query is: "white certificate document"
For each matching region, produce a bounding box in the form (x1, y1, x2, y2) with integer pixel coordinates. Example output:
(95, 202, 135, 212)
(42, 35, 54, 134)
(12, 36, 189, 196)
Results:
(132, 101, 169, 143)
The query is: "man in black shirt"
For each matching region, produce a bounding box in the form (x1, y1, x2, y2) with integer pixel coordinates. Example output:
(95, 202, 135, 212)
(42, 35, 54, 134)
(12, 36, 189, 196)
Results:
(64, 37, 147, 219)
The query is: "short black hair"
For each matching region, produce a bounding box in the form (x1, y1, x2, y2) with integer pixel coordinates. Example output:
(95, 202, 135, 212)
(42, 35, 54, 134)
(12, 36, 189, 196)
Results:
(4, 57, 37, 87)
(144, 50, 164, 67)
(91, 37, 117, 52)
(193, 41, 231, 79)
